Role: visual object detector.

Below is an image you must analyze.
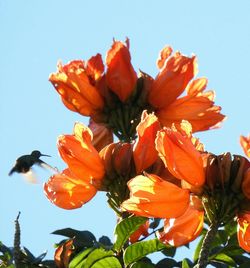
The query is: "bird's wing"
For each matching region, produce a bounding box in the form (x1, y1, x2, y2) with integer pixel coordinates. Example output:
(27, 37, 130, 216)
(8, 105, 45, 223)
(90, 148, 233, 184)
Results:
(37, 160, 58, 173)
(22, 169, 39, 184)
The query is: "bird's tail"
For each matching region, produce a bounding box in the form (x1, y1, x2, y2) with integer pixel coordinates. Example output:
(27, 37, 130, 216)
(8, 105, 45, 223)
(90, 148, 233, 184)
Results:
(8, 167, 16, 176)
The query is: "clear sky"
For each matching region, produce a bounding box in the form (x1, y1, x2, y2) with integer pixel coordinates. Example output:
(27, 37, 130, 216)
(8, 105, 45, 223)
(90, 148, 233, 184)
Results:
(1, 0, 250, 261)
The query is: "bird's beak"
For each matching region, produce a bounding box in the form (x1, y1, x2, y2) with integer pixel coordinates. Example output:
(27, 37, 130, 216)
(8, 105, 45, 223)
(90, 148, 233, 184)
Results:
(41, 153, 51, 157)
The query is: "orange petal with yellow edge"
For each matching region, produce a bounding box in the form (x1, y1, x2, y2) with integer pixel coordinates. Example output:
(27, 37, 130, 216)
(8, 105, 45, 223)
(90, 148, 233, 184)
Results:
(54, 239, 74, 268)
(240, 135, 250, 158)
(157, 46, 173, 69)
(85, 53, 104, 81)
(149, 52, 198, 109)
(133, 111, 161, 173)
(58, 123, 105, 181)
(44, 169, 97, 209)
(157, 200, 204, 247)
(157, 94, 225, 132)
(121, 173, 190, 218)
(49, 60, 104, 116)
(106, 39, 137, 102)
(156, 128, 205, 186)
(237, 213, 250, 252)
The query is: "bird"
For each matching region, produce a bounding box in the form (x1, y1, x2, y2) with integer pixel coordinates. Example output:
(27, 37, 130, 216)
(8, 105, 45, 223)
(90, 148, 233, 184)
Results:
(9, 150, 56, 183)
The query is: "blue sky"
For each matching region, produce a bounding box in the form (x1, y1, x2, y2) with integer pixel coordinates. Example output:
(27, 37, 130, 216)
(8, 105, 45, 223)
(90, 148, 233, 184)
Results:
(1, 0, 250, 261)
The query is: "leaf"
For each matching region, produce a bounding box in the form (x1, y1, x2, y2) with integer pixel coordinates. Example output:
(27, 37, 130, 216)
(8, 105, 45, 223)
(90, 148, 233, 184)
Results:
(83, 248, 115, 268)
(131, 261, 155, 268)
(238, 260, 250, 268)
(156, 258, 179, 268)
(113, 216, 147, 252)
(91, 256, 122, 268)
(99, 236, 113, 247)
(69, 248, 94, 268)
(220, 245, 245, 257)
(123, 238, 166, 265)
(181, 258, 193, 268)
(210, 253, 236, 266)
(33, 251, 47, 264)
(193, 235, 205, 262)
(161, 246, 176, 258)
(149, 218, 161, 229)
(52, 228, 96, 247)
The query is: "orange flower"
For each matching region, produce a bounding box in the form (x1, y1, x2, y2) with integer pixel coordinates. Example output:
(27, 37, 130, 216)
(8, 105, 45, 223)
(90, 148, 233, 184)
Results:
(44, 169, 97, 209)
(106, 39, 137, 102)
(88, 119, 113, 152)
(149, 51, 197, 109)
(49, 59, 104, 116)
(100, 142, 133, 178)
(157, 78, 225, 132)
(57, 122, 105, 181)
(121, 173, 190, 218)
(240, 135, 250, 158)
(129, 220, 150, 243)
(156, 124, 205, 186)
(44, 123, 105, 209)
(133, 111, 161, 173)
(157, 197, 204, 247)
(54, 239, 74, 268)
(148, 47, 225, 132)
(237, 213, 250, 252)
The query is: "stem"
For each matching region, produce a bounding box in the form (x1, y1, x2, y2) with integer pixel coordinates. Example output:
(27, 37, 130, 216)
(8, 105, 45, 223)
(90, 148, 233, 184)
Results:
(14, 212, 21, 268)
(196, 221, 219, 268)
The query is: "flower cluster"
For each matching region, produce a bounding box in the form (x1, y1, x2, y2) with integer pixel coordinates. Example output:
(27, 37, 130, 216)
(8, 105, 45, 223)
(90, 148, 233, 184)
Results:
(49, 38, 225, 142)
(44, 39, 250, 257)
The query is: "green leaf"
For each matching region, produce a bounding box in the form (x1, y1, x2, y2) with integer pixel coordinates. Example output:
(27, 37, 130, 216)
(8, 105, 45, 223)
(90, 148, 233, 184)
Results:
(113, 216, 147, 252)
(84, 248, 115, 268)
(69, 248, 94, 268)
(220, 245, 245, 257)
(98, 236, 113, 247)
(161, 246, 176, 258)
(123, 238, 166, 265)
(156, 258, 178, 268)
(238, 260, 250, 268)
(193, 235, 205, 262)
(210, 253, 236, 266)
(91, 256, 122, 268)
(131, 261, 155, 268)
(149, 218, 161, 229)
(181, 258, 193, 268)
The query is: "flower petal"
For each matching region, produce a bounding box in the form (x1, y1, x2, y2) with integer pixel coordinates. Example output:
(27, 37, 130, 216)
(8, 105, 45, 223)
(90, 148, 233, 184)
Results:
(157, 46, 173, 69)
(157, 94, 225, 132)
(44, 169, 97, 209)
(121, 174, 190, 218)
(129, 220, 150, 243)
(237, 213, 250, 252)
(149, 52, 197, 109)
(58, 123, 105, 181)
(106, 39, 137, 102)
(240, 135, 250, 158)
(242, 168, 250, 199)
(49, 60, 104, 116)
(133, 111, 161, 173)
(85, 53, 104, 81)
(88, 119, 113, 152)
(156, 127, 205, 186)
(157, 199, 204, 247)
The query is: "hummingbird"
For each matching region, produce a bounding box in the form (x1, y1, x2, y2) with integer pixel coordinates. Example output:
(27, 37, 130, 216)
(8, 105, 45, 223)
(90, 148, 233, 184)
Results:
(9, 150, 56, 183)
